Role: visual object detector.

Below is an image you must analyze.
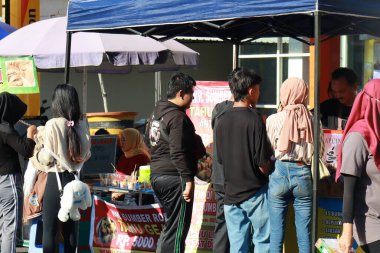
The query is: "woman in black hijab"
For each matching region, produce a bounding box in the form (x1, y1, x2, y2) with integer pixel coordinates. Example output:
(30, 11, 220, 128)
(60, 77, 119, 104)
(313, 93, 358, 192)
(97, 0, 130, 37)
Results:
(0, 92, 36, 253)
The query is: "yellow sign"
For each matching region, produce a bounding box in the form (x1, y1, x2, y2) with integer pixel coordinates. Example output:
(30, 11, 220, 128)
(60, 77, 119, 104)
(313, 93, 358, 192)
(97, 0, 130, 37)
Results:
(10, 0, 40, 116)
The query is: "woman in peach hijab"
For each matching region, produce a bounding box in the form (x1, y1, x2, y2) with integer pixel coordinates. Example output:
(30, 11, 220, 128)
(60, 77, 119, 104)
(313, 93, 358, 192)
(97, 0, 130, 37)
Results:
(266, 78, 321, 253)
(116, 128, 150, 175)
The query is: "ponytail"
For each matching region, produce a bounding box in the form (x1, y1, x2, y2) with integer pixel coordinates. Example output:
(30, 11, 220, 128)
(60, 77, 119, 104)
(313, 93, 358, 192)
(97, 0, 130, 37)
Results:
(52, 84, 84, 163)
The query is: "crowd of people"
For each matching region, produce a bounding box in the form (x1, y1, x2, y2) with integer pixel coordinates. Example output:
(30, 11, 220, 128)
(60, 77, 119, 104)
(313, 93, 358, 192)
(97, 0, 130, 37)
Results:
(0, 66, 378, 253)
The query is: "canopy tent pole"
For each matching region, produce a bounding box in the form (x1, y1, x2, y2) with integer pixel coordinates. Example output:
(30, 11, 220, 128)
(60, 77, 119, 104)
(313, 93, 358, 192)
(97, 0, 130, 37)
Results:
(312, 10, 321, 253)
(82, 66, 88, 114)
(64, 31, 72, 83)
(98, 73, 109, 112)
(155, 71, 162, 104)
(233, 43, 239, 69)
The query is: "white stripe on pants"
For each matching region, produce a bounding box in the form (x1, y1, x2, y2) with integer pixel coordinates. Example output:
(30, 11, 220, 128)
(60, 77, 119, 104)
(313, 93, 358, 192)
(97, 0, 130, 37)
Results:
(0, 173, 22, 253)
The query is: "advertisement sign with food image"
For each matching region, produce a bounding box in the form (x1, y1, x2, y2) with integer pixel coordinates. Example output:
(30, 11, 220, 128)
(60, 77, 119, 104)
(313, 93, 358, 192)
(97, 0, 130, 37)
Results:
(90, 196, 166, 252)
(0, 56, 39, 94)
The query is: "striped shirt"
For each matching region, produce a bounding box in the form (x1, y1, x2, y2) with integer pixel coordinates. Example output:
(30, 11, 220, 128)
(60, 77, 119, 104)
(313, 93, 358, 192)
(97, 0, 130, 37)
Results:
(266, 111, 324, 165)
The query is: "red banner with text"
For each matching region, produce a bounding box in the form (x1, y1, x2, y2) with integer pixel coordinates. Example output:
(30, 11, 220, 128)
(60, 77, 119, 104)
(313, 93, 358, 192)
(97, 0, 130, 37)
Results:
(90, 181, 217, 252)
(185, 181, 217, 253)
(187, 81, 230, 148)
(90, 197, 165, 253)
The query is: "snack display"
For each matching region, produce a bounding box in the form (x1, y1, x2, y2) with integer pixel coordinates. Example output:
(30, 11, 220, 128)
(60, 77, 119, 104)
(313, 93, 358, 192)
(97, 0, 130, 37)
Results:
(118, 175, 129, 188)
(98, 169, 152, 191)
(99, 173, 111, 186)
(110, 174, 119, 187)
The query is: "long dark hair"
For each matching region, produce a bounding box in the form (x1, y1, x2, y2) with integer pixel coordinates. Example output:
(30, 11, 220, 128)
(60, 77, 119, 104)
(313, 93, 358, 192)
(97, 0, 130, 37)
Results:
(51, 83, 83, 163)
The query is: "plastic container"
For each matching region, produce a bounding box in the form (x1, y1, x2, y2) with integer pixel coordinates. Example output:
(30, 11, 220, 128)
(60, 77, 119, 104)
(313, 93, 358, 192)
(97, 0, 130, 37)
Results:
(138, 165, 151, 183)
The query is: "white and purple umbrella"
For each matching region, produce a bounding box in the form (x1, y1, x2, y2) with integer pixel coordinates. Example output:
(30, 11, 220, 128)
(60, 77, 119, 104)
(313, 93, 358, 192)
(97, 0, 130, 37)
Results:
(0, 17, 199, 71)
(0, 17, 199, 111)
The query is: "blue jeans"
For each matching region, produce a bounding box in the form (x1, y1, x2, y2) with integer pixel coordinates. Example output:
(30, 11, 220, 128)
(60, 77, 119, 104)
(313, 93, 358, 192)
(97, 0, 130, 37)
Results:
(224, 185, 270, 253)
(268, 160, 312, 253)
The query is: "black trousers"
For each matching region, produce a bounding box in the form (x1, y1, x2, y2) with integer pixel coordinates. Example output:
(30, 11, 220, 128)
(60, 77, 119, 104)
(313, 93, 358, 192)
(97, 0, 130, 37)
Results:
(151, 174, 193, 253)
(42, 171, 77, 253)
(213, 185, 229, 253)
(362, 240, 380, 253)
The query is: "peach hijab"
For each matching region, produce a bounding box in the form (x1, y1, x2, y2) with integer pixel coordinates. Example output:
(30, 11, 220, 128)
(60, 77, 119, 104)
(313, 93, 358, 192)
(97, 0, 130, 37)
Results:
(277, 77, 313, 152)
(119, 128, 150, 159)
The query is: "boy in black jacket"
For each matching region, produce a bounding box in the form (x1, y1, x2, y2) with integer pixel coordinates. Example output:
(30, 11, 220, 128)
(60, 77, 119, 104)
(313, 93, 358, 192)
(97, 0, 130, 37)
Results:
(211, 98, 233, 253)
(146, 73, 203, 253)
(0, 92, 36, 253)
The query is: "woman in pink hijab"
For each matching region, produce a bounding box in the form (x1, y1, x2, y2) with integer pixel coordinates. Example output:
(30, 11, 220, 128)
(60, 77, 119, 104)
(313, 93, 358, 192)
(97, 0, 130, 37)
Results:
(266, 77, 319, 253)
(338, 79, 380, 253)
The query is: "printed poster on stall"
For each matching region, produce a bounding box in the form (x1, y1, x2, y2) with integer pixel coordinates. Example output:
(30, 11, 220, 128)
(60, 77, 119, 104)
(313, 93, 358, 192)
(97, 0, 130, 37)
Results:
(322, 129, 343, 170)
(90, 181, 217, 253)
(187, 81, 230, 148)
(185, 181, 216, 253)
(90, 196, 166, 253)
(0, 56, 39, 94)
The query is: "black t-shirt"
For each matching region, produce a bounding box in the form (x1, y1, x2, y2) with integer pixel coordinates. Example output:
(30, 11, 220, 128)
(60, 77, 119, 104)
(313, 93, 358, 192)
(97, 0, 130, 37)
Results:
(215, 107, 273, 205)
(320, 99, 352, 130)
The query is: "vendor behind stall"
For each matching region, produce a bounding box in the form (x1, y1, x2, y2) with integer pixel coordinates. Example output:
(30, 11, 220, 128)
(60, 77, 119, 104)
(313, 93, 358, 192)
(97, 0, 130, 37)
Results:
(115, 128, 150, 175)
(112, 128, 150, 201)
(320, 67, 358, 130)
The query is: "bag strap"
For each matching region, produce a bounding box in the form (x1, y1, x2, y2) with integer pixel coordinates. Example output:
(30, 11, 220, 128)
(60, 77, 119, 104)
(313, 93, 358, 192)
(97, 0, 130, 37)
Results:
(44, 147, 79, 196)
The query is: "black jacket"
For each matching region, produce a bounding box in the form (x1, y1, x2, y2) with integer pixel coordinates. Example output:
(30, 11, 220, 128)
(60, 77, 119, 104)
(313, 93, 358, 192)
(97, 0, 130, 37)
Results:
(0, 92, 35, 175)
(146, 100, 198, 182)
(211, 100, 233, 191)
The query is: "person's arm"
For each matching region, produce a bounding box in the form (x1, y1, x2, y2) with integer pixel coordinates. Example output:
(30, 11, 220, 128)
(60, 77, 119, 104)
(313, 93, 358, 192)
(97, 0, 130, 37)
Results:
(338, 133, 367, 253)
(6, 125, 36, 158)
(259, 160, 272, 176)
(215, 123, 223, 165)
(339, 175, 358, 253)
(255, 115, 274, 176)
(265, 116, 277, 152)
(168, 114, 194, 183)
(211, 103, 220, 130)
(182, 181, 194, 202)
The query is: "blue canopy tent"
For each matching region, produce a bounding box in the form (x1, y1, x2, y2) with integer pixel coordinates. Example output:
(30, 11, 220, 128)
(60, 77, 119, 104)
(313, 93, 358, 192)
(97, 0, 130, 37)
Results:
(66, 0, 380, 40)
(66, 1, 380, 251)
(0, 21, 16, 40)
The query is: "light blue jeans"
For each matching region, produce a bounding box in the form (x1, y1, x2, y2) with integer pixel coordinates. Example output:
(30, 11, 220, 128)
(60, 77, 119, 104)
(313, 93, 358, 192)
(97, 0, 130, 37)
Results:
(268, 160, 312, 253)
(224, 185, 270, 253)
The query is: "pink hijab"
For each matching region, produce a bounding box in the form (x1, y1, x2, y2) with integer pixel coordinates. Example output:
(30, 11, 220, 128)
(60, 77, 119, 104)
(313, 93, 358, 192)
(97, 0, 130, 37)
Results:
(336, 79, 380, 180)
(277, 78, 313, 152)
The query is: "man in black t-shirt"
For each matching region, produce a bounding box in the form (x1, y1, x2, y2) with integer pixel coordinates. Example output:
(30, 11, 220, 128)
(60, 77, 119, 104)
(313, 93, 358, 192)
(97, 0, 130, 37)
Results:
(215, 68, 273, 253)
(320, 67, 358, 130)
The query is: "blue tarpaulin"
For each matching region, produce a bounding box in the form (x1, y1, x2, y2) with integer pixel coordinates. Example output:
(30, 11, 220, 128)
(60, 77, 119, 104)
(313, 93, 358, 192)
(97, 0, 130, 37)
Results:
(67, 0, 380, 40)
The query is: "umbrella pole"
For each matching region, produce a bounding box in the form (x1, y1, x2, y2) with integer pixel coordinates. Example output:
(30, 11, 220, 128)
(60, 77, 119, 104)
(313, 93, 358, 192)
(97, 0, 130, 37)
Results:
(311, 10, 321, 253)
(98, 73, 109, 112)
(64, 31, 72, 83)
(83, 66, 88, 114)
